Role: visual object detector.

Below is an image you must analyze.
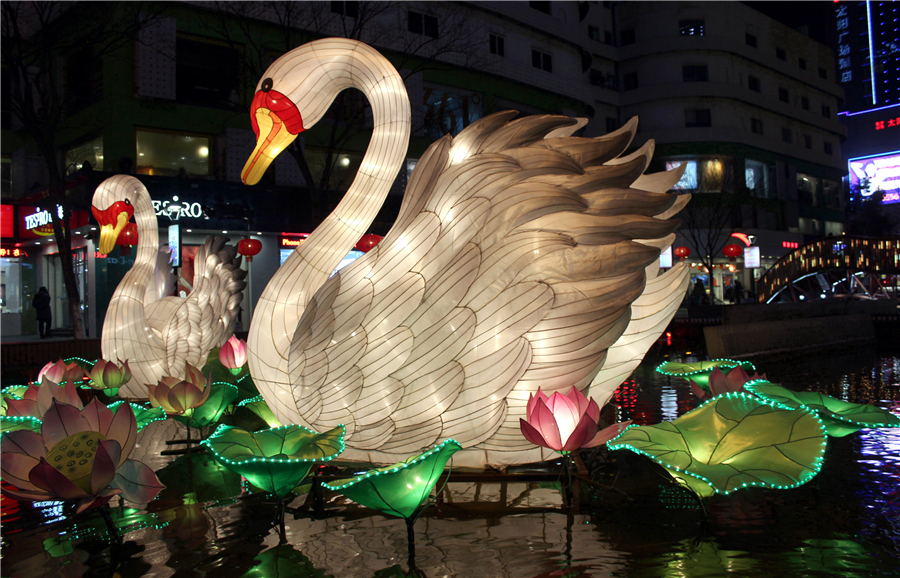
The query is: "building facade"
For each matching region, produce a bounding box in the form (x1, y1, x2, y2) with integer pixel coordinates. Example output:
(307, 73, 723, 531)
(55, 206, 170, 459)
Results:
(1, 1, 848, 336)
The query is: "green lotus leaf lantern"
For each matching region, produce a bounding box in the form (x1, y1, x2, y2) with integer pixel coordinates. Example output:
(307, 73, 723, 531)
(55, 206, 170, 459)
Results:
(237, 395, 282, 429)
(1, 414, 42, 434)
(172, 381, 239, 430)
(325, 439, 461, 519)
(107, 401, 167, 433)
(324, 439, 461, 566)
(745, 380, 900, 437)
(202, 423, 345, 499)
(656, 359, 756, 390)
(607, 392, 827, 499)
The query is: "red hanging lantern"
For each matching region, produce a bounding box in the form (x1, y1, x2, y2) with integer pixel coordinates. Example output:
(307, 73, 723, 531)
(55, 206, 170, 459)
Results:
(355, 234, 383, 253)
(673, 246, 691, 262)
(115, 222, 138, 256)
(723, 244, 743, 262)
(238, 238, 263, 262)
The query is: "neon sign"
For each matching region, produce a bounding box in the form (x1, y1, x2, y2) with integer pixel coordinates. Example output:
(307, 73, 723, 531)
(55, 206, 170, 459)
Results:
(24, 206, 63, 230)
(782, 241, 799, 249)
(874, 117, 900, 130)
(0, 248, 27, 257)
(849, 151, 900, 205)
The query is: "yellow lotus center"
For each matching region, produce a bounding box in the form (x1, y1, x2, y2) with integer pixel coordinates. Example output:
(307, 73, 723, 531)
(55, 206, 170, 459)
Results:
(46, 431, 107, 493)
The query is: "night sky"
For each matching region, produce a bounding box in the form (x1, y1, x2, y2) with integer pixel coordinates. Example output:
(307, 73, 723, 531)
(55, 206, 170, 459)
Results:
(744, 1, 838, 48)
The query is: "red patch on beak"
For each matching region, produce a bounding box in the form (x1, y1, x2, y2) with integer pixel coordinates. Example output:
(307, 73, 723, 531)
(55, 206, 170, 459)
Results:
(249, 89, 304, 138)
(92, 201, 134, 227)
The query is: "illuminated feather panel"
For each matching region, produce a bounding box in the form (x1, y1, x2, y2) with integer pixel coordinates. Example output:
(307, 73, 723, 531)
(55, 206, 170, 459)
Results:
(243, 38, 689, 467)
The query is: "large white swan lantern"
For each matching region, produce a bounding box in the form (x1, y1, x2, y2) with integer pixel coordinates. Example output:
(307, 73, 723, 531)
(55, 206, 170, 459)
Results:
(92, 175, 247, 398)
(243, 38, 690, 467)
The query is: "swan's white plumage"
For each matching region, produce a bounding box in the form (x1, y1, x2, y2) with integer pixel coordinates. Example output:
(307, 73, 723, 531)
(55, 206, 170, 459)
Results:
(246, 38, 689, 467)
(93, 175, 247, 397)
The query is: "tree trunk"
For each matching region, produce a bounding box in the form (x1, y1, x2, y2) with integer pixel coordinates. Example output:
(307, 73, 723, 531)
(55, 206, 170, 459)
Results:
(47, 169, 86, 339)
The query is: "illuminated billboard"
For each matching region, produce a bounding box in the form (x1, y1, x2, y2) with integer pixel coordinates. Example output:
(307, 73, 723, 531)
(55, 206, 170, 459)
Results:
(849, 151, 900, 205)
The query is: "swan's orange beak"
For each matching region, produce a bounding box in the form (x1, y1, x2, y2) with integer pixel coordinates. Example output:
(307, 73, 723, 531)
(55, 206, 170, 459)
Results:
(92, 201, 134, 255)
(242, 89, 304, 185)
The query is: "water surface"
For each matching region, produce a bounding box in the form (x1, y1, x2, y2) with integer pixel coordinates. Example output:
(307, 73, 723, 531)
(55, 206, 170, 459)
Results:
(2, 345, 898, 577)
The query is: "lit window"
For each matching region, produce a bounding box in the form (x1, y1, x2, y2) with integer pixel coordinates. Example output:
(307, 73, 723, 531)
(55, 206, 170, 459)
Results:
(65, 136, 103, 174)
(135, 130, 210, 177)
(679, 19, 705, 36)
(666, 160, 697, 190)
(422, 87, 483, 139)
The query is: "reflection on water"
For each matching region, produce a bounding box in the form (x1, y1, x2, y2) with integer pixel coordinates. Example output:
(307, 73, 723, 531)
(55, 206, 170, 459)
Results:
(2, 347, 899, 577)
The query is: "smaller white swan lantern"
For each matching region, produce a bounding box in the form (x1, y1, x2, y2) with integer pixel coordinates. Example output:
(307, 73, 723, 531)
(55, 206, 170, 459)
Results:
(92, 175, 247, 398)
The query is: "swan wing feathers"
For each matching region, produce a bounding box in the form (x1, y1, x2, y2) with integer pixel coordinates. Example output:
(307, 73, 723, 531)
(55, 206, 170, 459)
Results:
(143, 243, 177, 307)
(162, 236, 247, 373)
(289, 112, 685, 461)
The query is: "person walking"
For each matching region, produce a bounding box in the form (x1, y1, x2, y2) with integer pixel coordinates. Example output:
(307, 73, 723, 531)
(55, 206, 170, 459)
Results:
(32, 287, 52, 339)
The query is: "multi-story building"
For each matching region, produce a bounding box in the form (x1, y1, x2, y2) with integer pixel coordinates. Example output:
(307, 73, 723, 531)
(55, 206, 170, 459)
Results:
(830, 1, 900, 231)
(0, 1, 846, 336)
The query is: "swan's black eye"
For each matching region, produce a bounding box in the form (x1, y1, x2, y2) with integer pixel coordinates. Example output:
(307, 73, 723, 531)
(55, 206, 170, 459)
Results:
(124, 198, 132, 206)
(261, 78, 273, 92)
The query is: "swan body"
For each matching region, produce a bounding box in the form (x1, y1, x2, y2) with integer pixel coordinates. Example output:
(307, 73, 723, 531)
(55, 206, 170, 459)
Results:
(92, 175, 247, 397)
(244, 38, 689, 467)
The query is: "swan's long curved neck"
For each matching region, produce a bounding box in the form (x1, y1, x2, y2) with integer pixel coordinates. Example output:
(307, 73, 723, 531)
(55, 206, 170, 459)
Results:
(105, 185, 158, 336)
(248, 40, 410, 421)
(289, 41, 410, 296)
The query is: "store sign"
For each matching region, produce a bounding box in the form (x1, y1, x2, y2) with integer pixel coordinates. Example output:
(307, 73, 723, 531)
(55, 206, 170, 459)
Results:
(782, 241, 799, 249)
(874, 116, 900, 130)
(152, 197, 206, 220)
(0, 247, 27, 258)
(17, 206, 89, 239)
(1, 205, 13, 238)
(280, 235, 309, 248)
(835, 3, 852, 83)
(849, 152, 900, 205)
(744, 246, 760, 268)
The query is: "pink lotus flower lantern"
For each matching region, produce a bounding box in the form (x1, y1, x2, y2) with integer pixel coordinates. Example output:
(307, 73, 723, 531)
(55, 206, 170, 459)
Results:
(219, 336, 248, 376)
(520, 387, 631, 453)
(147, 362, 211, 417)
(88, 359, 132, 396)
(36, 359, 87, 385)
(0, 399, 164, 513)
(4, 379, 83, 419)
(690, 366, 765, 401)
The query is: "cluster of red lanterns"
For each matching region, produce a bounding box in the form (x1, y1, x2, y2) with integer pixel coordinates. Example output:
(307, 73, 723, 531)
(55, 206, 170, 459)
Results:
(673, 244, 744, 263)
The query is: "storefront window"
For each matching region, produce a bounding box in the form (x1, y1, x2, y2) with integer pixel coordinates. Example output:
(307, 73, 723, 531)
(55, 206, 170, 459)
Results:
(423, 86, 483, 140)
(136, 130, 210, 177)
(745, 159, 770, 197)
(823, 179, 841, 209)
(666, 160, 697, 190)
(64, 136, 104, 174)
(1, 256, 23, 313)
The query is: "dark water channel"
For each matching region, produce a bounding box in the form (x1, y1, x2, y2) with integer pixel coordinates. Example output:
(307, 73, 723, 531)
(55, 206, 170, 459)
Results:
(2, 344, 899, 578)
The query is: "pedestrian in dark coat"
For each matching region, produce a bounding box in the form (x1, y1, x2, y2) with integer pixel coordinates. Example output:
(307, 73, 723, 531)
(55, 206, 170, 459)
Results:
(32, 287, 52, 338)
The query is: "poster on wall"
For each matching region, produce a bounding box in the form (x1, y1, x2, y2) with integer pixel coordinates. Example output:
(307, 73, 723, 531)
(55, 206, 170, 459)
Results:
(848, 152, 900, 205)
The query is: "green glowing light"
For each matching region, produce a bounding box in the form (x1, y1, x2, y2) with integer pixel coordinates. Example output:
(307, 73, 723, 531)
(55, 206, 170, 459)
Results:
(324, 439, 461, 519)
(607, 392, 827, 498)
(202, 423, 345, 498)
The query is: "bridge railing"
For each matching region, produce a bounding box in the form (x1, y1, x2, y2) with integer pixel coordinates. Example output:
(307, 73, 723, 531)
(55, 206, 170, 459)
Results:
(756, 235, 900, 303)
